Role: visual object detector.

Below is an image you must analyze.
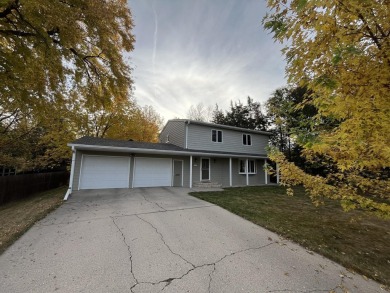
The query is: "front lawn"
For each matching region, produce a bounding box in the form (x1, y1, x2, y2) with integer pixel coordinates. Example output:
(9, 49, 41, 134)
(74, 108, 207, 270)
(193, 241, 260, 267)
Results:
(0, 186, 67, 254)
(190, 186, 390, 287)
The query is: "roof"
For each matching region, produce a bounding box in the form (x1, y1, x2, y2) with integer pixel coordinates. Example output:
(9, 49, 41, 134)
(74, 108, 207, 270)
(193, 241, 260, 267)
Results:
(162, 119, 271, 136)
(69, 136, 267, 158)
(70, 136, 185, 151)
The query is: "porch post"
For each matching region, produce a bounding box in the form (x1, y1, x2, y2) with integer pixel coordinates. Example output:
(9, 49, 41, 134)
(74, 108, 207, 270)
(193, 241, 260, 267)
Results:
(246, 158, 249, 186)
(276, 163, 280, 184)
(229, 157, 232, 186)
(189, 155, 193, 188)
(264, 159, 268, 185)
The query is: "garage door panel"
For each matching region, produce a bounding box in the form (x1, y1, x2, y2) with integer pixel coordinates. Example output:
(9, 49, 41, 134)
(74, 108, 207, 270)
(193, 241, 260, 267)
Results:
(133, 157, 172, 188)
(79, 156, 130, 190)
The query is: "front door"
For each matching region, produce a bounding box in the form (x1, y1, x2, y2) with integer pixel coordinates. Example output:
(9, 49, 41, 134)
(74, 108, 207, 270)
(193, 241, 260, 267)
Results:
(173, 160, 183, 187)
(201, 158, 210, 181)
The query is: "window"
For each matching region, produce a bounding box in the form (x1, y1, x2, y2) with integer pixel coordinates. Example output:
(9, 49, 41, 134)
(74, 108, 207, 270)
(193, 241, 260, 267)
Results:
(239, 160, 256, 174)
(211, 129, 222, 143)
(243, 134, 252, 145)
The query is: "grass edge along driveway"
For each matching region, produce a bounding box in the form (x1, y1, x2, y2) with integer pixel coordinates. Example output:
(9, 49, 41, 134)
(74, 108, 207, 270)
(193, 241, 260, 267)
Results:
(0, 186, 66, 255)
(190, 186, 390, 288)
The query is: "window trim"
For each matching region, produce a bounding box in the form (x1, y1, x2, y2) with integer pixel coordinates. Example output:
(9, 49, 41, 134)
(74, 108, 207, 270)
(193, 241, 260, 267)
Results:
(242, 134, 252, 146)
(238, 159, 257, 174)
(211, 129, 223, 143)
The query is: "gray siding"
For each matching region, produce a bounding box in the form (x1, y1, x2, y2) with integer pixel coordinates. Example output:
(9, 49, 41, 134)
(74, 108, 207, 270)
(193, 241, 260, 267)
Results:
(191, 156, 231, 186)
(210, 158, 230, 186)
(191, 156, 201, 183)
(187, 124, 268, 155)
(231, 158, 268, 187)
(159, 121, 186, 148)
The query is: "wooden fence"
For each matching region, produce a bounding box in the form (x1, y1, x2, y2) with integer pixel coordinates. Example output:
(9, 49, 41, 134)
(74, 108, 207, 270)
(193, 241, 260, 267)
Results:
(0, 171, 69, 205)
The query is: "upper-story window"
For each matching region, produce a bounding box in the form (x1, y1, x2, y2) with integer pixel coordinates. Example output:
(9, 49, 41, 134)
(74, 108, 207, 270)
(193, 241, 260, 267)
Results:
(211, 129, 223, 143)
(243, 134, 252, 146)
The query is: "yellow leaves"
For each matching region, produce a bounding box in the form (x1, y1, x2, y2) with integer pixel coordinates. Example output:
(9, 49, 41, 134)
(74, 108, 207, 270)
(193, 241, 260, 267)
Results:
(264, 1, 390, 217)
(269, 149, 390, 218)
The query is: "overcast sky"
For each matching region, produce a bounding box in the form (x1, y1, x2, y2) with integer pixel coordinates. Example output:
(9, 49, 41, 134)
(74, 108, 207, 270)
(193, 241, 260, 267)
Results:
(127, 0, 287, 121)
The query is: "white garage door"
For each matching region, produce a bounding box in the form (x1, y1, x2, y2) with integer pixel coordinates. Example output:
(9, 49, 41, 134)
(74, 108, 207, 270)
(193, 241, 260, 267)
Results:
(79, 155, 130, 190)
(133, 157, 172, 187)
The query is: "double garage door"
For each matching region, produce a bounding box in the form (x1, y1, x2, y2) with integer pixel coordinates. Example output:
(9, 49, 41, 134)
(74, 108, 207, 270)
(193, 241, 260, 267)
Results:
(79, 156, 173, 190)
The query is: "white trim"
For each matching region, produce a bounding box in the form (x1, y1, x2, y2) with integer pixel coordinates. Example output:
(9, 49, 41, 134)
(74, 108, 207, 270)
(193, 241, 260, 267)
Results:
(78, 154, 131, 190)
(229, 157, 232, 187)
(129, 156, 132, 188)
(68, 144, 267, 159)
(173, 159, 184, 187)
(78, 154, 84, 191)
(64, 146, 76, 200)
(200, 158, 211, 181)
(131, 156, 135, 188)
(189, 155, 193, 188)
(264, 159, 268, 184)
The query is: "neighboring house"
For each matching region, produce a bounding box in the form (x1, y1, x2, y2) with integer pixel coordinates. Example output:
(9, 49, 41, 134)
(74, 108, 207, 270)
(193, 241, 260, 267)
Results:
(64, 119, 275, 199)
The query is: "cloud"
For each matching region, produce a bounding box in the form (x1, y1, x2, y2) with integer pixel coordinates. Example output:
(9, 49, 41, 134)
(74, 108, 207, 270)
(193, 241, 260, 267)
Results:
(128, 0, 287, 121)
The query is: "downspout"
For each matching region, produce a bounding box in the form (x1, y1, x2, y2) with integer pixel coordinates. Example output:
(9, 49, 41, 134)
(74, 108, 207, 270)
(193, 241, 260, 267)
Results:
(64, 146, 76, 200)
(246, 159, 249, 186)
(229, 157, 232, 186)
(264, 158, 268, 185)
(189, 155, 193, 188)
(185, 120, 190, 149)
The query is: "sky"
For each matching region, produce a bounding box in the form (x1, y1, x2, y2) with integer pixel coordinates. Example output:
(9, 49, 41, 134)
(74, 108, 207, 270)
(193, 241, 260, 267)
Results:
(127, 0, 287, 121)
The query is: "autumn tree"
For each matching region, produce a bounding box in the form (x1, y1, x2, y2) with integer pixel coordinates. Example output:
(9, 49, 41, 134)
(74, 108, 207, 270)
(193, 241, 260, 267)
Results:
(106, 104, 164, 143)
(0, 0, 136, 170)
(263, 0, 390, 217)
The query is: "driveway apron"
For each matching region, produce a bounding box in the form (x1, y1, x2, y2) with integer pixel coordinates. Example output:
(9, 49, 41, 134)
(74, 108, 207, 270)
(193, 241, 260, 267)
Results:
(0, 187, 385, 293)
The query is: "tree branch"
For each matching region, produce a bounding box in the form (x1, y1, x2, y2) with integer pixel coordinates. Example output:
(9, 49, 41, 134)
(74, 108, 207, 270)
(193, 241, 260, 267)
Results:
(0, 29, 36, 37)
(0, 0, 19, 18)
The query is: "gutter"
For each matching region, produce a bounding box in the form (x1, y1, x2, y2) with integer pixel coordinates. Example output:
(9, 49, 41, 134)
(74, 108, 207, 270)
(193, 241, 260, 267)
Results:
(68, 144, 267, 159)
(64, 146, 76, 200)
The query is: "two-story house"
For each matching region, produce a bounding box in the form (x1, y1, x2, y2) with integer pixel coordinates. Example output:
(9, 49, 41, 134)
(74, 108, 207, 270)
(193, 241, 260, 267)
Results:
(64, 119, 272, 200)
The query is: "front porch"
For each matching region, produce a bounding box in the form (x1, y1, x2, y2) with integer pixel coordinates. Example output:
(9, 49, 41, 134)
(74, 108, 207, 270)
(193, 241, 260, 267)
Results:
(188, 156, 279, 188)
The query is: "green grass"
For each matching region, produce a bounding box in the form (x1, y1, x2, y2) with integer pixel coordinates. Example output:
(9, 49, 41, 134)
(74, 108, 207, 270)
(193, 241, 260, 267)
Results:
(190, 186, 390, 287)
(0, 186, 67, 255)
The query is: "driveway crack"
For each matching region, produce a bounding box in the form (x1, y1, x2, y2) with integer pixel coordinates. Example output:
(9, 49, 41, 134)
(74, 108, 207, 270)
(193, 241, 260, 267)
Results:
(110, 216, 138, 291)
(129, 242, 276, 292)
(157, 242, 277, 292)
(140, 193, 167, 211)
(136, 215, 195, 268)
(208, 264, 216, 293)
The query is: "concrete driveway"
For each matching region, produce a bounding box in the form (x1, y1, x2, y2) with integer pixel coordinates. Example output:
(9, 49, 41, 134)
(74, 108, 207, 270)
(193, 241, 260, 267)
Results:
(0, 187, 385, 293)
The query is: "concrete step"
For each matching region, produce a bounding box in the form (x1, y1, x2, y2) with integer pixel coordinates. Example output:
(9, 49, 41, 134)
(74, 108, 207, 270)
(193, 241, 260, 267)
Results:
(192, 181, 222, 188)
